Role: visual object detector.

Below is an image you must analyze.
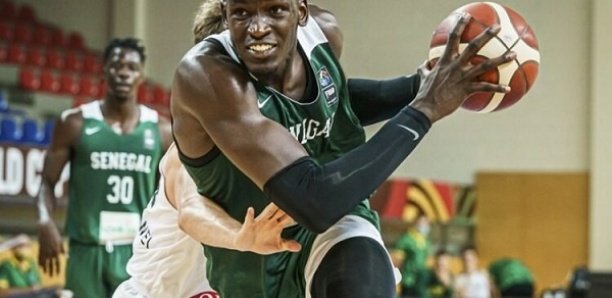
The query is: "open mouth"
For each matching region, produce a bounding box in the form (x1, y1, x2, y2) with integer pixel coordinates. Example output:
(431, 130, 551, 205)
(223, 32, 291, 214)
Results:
(114, 83, 131, 92)
(247, 43, 276, 56)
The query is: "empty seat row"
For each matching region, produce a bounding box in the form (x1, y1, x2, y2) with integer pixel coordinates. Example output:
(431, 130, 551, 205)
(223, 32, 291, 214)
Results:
(0, 1, 36, 23)
(0, 43, 102, 73)
(19, 68, 106, 98)
(0, 20, 85, 49)
(0, 115, 54, 145)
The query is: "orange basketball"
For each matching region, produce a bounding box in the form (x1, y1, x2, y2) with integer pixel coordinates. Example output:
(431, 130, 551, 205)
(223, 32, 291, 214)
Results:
(429, 2, 540, 113)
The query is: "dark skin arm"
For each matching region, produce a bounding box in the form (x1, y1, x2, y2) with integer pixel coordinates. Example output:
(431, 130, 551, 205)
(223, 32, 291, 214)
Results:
(172, 50, 308, 187)
(158, 115, 173, 151)
(37, 110, 82, 277)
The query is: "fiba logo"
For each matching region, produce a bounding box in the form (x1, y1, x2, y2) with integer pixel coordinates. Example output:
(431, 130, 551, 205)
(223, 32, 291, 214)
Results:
(191, 291, 219, 298)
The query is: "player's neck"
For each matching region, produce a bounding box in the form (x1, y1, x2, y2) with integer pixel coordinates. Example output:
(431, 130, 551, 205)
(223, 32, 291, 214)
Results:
(260, 49, 308, 101)
(101, 96, 139, 122)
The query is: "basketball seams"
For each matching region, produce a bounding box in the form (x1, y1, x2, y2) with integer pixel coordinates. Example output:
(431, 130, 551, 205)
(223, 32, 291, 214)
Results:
(428, 2, 539, 112)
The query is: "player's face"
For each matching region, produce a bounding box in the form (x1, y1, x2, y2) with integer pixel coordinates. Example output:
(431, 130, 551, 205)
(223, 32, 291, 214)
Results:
(104, 48, 144, 101)
(224, 0, 307, 79)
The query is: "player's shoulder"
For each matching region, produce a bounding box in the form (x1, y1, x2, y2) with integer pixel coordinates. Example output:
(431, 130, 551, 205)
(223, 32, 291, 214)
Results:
(174, 41, 252, 102)
(308, 4, 342, 57)
(178, 40, 242, 74)
(58, 105, 85, 131)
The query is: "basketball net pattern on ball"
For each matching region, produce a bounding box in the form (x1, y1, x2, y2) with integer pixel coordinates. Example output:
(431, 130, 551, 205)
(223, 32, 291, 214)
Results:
(429, 2, 540, 113)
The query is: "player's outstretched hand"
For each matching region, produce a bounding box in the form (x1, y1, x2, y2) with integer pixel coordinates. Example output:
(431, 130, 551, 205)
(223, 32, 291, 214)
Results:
(234, 203, 301, 255)
(37, 220, 65, 276)
(410, 13, 516, 123)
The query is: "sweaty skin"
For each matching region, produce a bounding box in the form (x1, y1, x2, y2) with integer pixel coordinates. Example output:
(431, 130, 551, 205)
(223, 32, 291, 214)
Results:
(171, 0, 513, 192)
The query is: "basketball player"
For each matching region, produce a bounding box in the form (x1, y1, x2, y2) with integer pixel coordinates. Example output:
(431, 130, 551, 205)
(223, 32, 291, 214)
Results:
(37, 38, 172, 298)
(171, 0, 515, 297)
(114, 8, 300, 296)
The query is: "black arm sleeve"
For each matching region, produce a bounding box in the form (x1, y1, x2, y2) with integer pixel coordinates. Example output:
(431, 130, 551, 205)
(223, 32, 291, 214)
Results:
(264, 106, 430, 233)
(348, 74, 421, 126)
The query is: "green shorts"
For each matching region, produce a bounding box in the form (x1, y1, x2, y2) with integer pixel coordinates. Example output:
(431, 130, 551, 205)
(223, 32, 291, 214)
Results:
(65, 240, 133, 298)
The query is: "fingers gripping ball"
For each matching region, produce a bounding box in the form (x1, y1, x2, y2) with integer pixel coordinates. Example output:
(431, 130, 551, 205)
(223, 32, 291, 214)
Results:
(429, 2, 540, 113)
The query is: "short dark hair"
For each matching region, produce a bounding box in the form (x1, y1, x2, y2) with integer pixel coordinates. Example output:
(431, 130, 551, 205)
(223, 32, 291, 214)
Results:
(435, 248, 449, 258)
(460, 244, 478, 255)
(103, 37, 146, 64)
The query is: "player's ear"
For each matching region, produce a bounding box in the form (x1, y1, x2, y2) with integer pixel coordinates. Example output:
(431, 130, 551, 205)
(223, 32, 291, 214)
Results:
(220, 0, 228, 27)
(297, 0, 308, 26)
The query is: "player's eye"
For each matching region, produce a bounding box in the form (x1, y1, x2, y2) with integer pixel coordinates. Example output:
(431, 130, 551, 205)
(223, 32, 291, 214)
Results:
(231, 8, 249, 19)
(269, 6, 287, 16)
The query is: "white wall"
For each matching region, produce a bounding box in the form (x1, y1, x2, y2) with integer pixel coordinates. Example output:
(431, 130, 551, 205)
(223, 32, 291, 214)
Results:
(590, 0, 612, 271)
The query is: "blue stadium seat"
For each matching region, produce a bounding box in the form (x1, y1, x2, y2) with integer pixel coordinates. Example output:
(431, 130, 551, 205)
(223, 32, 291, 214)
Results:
(20, 118, 41, 144)
(0, 116, 19, 142)
(0, 90, 8, 112)
(40, 119, 54, 146)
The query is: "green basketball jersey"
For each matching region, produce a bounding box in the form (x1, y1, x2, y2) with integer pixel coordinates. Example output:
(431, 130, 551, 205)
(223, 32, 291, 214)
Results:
(182, 20, 379, 298)
(65, 101, 162, 245)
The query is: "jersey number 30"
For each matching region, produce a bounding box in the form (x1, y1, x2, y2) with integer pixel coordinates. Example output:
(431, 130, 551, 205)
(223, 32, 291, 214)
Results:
(106, 175, 134, 204)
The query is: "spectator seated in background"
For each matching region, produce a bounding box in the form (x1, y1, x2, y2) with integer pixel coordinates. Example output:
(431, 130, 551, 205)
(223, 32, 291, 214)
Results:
(0, 234, 62, 298)
(425, 249, 454, 298)
(488, 257, 535, 298)
(455, 245, 492, 298)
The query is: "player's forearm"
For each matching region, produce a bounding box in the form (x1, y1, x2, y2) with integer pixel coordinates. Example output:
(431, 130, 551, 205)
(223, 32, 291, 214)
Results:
(36, 181, 56, 224)
(264, 106, 430, 233)
(178, 195, 243, 249)
(348, 74, 421, 126)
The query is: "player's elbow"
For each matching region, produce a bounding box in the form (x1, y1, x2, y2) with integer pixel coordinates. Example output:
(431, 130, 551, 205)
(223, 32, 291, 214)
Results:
(177, 207, 193, 234)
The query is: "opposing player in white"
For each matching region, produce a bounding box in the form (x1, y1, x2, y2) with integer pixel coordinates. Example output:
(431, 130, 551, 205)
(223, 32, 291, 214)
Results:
(112, 144, 301, 298)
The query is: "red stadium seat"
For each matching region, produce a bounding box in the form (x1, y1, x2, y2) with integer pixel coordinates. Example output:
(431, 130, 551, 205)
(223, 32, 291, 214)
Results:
(83, 53, 102, 74)
(49, 26, 64, 47)
(59, 72, 79, 95)
(7, 43, 25, 64)
(0, 43, 7, 63)
(97, 78, 106, 98)
(16, 4, 36, 23)
(77, 75, 99, 97)
(33, 24, 51, 46)
(0, 1, 16, 20)
(40, 69, 59, 93)
(46, 48, 64, 69)
(19, 68, 39, 91)
(26, 47, 45, 66)
(13, 22, 32, 44)
(137, 84, 153, 103)
(0, 20, 12, 41)
(66, 32, 85, 50)
(152, 85, 169, 106)
(65, 51, 83, 72)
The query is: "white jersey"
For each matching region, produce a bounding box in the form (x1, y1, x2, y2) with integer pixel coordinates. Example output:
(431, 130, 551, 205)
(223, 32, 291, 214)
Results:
(454, 270, 491, 298)
(121, 171, 214, 297)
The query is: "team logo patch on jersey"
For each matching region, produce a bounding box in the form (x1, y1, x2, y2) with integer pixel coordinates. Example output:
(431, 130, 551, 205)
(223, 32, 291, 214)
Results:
(143, 129, 155, 150)
(318, 67, 338, 105)
(190, 291, 219, 298)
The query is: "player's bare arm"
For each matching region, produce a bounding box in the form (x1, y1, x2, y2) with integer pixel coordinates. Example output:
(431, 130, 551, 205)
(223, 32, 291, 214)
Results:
(172, 46, 309, 188)
(158, 116, 173, 151)
(37, 110, 83, 276)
